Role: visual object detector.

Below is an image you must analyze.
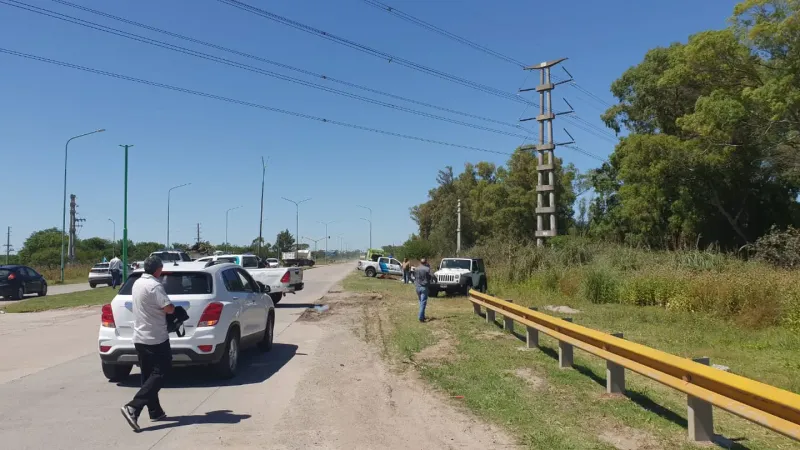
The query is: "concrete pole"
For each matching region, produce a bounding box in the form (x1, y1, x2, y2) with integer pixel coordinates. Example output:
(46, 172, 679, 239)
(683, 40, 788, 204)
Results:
(457, 199, 461, 256)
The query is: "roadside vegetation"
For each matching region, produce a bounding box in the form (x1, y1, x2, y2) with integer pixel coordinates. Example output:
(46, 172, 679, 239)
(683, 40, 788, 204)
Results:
(0, 287, 116, 313)
(344, 272, 800, 450)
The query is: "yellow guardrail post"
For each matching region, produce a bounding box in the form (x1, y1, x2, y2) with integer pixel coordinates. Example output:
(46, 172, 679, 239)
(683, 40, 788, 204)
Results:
(558, 317, 574, 369)
(486, 307, 495, 324)
(689, 357, 714, 442)
(526, 306, 539, 349)
(606, 332, 625, 395)
(472, 302, 481, 316)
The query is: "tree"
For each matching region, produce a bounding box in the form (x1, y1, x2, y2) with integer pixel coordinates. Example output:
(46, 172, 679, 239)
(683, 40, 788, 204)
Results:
(274, 230, 295, 253)
(18, 228, 64, 267)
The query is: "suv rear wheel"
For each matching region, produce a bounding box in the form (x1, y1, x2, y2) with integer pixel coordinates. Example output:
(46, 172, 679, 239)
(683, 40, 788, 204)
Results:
(259, 313, 275, 352)
(365, 267, 376, 277)
(269, 293, 283, 304)
(102, 363, 132, 381)
(214, 330, 240, 379)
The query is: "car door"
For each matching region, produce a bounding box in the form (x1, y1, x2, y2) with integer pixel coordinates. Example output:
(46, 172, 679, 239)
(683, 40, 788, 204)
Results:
(389, 259, 403, 276)
(234, 268, 262, 339)
(26, 267, 43, 292)
(378, 257, 391, 274)
(221, 268, 252, 336)
(22, 267, 40, 292)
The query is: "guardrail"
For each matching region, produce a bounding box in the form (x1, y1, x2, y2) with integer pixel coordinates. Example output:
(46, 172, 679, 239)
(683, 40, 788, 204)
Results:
(468, 290, 800, 443)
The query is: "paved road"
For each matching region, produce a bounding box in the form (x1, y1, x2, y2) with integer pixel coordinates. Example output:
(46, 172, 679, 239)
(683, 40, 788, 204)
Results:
(0, 264, 354, 450)
(49, 282, 94, 295)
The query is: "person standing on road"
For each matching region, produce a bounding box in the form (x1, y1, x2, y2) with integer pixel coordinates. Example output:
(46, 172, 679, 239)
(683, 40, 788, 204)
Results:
(121, 256, 175, 432)
(414, 258, 432, 323)
(108, 255, 122, 289)
(401, 258, 411, 284)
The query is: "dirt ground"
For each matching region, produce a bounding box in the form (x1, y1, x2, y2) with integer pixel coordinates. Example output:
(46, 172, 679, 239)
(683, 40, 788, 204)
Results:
(273, 286, 516, 449)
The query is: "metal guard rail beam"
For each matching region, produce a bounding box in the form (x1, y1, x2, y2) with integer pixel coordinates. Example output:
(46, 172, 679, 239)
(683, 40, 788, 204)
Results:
(469, 290, 800, 441)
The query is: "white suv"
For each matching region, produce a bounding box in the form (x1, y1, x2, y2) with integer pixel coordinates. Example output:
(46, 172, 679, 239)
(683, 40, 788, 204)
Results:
(98, 262, 275, 381)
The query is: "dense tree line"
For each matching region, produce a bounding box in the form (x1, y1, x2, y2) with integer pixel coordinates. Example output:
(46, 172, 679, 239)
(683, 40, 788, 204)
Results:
(411, 0, 800, 253)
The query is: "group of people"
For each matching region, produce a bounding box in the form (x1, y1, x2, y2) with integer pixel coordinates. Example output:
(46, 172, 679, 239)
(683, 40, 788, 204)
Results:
(401, 257, 432, 323)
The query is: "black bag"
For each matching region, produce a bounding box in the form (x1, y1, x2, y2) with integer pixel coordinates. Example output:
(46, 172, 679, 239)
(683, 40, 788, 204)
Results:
(166, 306, 190, 337)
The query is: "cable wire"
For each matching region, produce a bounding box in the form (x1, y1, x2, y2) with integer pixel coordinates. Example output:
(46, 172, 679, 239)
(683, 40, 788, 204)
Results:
(361, 0, 526, 67)
(0, 47, 514, 157)
(4, 0, 536, 140)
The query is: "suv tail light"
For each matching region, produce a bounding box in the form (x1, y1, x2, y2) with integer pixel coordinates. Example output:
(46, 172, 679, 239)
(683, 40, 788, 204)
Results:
(7, 273, 15, 280)
(198, 302, 223, 327)
(280, 270, 290, 283)
(101, 304, 115, 328)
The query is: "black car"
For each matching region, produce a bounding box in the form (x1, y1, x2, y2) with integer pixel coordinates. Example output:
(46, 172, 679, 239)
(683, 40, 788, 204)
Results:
(0, 265, 48, 300)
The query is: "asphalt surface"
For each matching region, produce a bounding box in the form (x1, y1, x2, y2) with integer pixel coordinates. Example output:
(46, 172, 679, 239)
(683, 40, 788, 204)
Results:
(0, 263, 354, 450)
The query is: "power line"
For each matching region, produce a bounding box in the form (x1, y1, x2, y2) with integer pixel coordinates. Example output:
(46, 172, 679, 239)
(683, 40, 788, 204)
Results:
(215, 0, 537, 107)
(0, 47, 513, 157)
(28, 0, 538, 139)
(361, 0, 527, 67)
(3, 1, 538, 141)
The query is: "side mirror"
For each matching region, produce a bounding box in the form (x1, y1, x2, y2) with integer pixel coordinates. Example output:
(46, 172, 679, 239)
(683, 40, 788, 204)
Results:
(257, 281, 270, 293)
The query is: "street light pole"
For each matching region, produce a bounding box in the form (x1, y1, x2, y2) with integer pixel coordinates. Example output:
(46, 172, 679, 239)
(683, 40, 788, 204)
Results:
(120, 144, 132, 282)
(60, 128, 105, 283)
(225, 205, 243, 253)
(258, 157, 269, 258)
(282, 197, 311, 257)
(108, 218, 116, 256)
(167, 183, 191, 249)
(317, 220, 336, 264)
(303, 236, 325, 255)
(357, 205, 372, 250)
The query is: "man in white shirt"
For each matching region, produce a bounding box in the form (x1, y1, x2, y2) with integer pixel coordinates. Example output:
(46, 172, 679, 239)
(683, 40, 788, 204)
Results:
(108, 255, 122, 289)
(121, 256, 175, 432)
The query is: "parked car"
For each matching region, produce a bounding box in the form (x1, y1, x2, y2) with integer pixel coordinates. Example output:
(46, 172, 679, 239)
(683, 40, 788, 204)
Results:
(194, 254, 303, 304)
(148, 250, 192, 263)
(357, 256, 403, 278)
(88, 262, 112, 288)
(265, 258, 280, 268)
(98, 262, 275, 381)
(0, 265, 48, 299)
(428, 257, 487, 297)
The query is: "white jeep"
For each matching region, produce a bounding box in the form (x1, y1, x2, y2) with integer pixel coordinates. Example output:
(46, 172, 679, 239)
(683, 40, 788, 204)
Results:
(429, 257, 487, 297)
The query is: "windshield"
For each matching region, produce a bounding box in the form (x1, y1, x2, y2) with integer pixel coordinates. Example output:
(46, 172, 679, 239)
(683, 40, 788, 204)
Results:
(119, 272, 213, 295)
(440, 259, 471, 270)
(216, 256, 238, 264)
(93, 263, 109, 269)
(150, 252, 189, 262)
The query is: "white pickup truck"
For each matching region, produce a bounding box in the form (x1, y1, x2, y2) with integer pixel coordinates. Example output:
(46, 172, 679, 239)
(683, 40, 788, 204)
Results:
(195, 254, 303, 304)
(357, 256, 403, 277)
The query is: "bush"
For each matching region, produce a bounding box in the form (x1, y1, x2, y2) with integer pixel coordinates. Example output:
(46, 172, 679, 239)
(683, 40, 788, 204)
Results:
(754, 226, 800, 268)
(580, 268, 620, 304)
(619, 272, 682, 307)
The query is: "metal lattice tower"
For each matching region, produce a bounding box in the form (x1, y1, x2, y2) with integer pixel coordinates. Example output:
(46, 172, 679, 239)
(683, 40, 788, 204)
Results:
(519, 57, 573, 246)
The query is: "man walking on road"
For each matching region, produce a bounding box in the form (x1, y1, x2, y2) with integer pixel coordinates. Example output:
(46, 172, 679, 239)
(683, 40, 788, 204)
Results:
(414, 258, 432, 323)
(109, 254, 122, 289)
(121, 256, 174, 432)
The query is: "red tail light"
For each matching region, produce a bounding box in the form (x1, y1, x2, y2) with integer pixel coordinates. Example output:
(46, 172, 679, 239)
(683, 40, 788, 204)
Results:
(198, 302, 223, 327)
(280, 271, 290, 283)
(99, 345, 111, 352)
(101, 304, 115, 328)
(197, 345, 213, 353)
(7, 273, 15, 280)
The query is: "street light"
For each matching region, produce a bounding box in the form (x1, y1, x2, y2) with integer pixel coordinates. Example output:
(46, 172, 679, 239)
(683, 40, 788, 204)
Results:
(258, 156, 269, 258)
(317, 220, 336, 264)
(167, 183, 191, 249)
(120, 144, 133, 282)
(225, 206, 243, 253)
(60, 128, 105, 283)
(282, 197, 311, 257)
(108, 218, 116, 256)
(303, 236, 326, 254)
(357, 205, 372, 250)
(359, 217, 372, 252)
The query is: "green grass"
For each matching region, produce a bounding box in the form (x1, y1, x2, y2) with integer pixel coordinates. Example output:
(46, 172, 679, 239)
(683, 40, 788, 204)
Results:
(344, 272, 800, 450)
(1, 287, 116, 313)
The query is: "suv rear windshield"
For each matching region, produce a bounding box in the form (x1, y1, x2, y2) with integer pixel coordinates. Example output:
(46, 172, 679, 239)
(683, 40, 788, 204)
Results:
(440, 259, 471, 270)
(0, 269, 12, 279)
(150, 252, 191, 262)
(119, 272, 213, 295)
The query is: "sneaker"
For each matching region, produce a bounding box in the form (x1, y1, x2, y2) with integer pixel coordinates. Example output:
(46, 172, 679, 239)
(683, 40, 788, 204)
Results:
(121, 405, 141, 432)
(150, 410, 167, 422)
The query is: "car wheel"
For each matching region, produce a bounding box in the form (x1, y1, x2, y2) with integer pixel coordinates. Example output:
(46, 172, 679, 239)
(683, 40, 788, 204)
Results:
(479, 280, 488, 293)
(462, 280, 473, 296)
(259, 312, 275, 352)
(12, 286, 24, 300)
(365, 267, 376, 277)
(102, 363, 132, 381)
(90, 283, 96, 289)
(269, 293, 283, 305)
(214, 330, 240, 379)
(38, 283, 47, 297)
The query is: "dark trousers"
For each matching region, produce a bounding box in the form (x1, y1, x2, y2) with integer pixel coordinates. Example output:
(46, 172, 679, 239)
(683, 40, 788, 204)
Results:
(111, 269, 121, 288)
(127, 340, 171, 417)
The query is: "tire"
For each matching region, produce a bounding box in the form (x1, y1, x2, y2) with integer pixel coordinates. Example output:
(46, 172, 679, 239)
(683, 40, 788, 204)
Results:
(12, 286, 24, 300)
(462, 280, 473, 296)
(258, 312, 275, 352)
(102, 363, 132, 382)
(90, 283, 96, 289)
(38, 283, 47, 297)
(214, 329, 240, 379)
(479, 279, 488, 293)
(270, 293, 283, 304)
(365, 267, 376, 277)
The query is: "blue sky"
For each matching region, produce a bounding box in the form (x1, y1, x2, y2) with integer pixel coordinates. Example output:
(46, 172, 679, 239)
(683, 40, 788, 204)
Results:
(0, 0, 737, 253)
